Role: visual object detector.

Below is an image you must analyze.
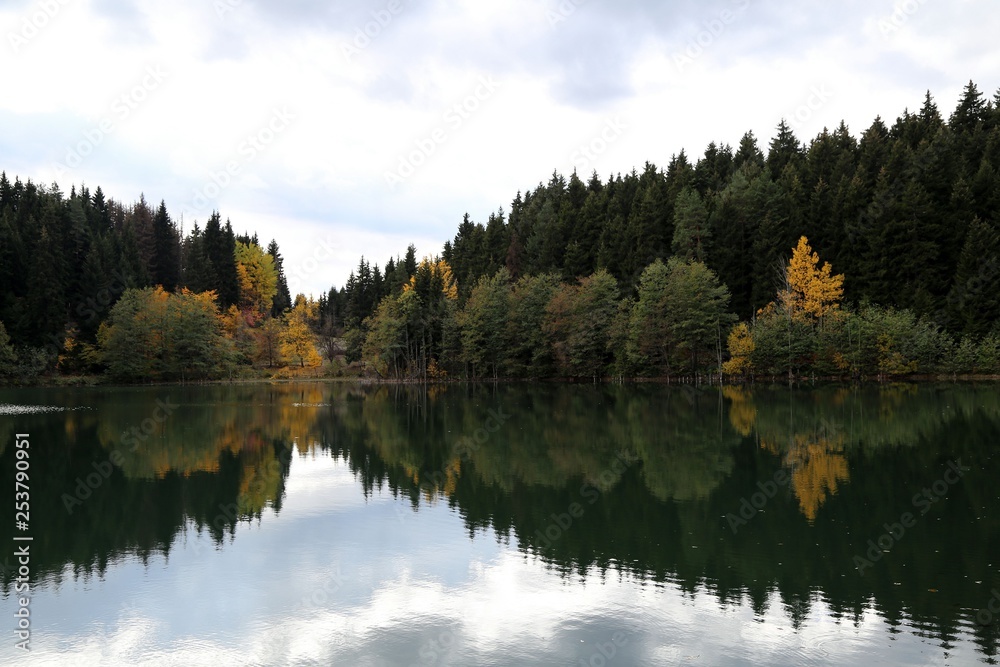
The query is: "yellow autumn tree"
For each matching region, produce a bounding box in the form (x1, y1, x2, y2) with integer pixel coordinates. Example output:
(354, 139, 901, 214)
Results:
(220, 304, 258, 363)
(722, 322, 755, 376)
(281, 295, 321, 367)
(779, 236, 844, 325)
(403, 258, 458, 301)
(235, 242, 278, 320)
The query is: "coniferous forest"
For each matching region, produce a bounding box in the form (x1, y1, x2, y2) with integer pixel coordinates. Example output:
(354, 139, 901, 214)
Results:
(2, 82, 1000, 383)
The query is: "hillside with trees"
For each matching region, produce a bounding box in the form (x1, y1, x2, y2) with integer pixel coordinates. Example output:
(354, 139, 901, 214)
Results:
(324, 81, 1000, 380)
(0, 181, 304, 381)
(2, 81, 999, 383)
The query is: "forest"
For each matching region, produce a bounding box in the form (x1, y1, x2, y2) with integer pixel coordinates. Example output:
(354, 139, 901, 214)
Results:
(1, 81, 999, 382)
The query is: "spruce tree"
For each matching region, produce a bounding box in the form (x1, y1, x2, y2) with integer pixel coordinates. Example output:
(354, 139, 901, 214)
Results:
(767, 120, 802, 179)
(267, 239, 292, 316)
(671, 187, 710, 263)
(152, 201, 180, 291)
(734, 131, 765, 170)
(947, 217, 1000, 336)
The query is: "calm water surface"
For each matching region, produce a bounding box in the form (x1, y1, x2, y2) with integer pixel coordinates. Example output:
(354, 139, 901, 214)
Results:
(2, 382, 1000, 666)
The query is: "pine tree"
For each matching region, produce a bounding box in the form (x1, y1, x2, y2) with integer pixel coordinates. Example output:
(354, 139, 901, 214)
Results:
(404, 244, 418, 278)
(621, 169, 666, 282)
(734, 131, 765, 170)
(709, 166, 757, 319)
(951, 80, 986, 134)
(767, 119, 802, 179)
(24, 223, 66, 351)
(671, 187, 710, 262)
(152, 201, 180, 291)
(917, 90, 944, 143)
(267, 239, 292, 316)
(127, 194, 157, 277)
(182, 223, 214, 293)
(201, 213, 239, 308)
(947, 218, 1000, 337)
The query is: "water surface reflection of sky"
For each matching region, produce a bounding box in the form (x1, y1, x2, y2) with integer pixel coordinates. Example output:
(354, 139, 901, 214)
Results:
(3, 454, 975, 667)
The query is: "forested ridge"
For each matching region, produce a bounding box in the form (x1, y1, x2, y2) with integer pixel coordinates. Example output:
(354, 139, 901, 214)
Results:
(2, 81, 1000, 382)
(0, 181, 301, 380)
(328, 81, 1000, 380)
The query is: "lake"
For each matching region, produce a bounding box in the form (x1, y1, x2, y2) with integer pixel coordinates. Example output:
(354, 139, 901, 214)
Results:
(2, 382, 1000, 666)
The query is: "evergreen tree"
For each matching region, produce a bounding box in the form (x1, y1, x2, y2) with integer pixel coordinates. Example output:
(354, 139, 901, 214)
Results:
(946, 218, 1000, 337)
(625, 163, 670, 278)
(267, 239, 292, 316)
(404, 243, 417, 278)
(671, 187, 711, 262)
(202, 213, 239, 308)
(459, 268, 512, 378)
(951, 80, 987, 134)
(152, 201, 180, 291)
(767, 120, 802, 179)
(734, 131, 765, 170)
(181, 223, 213, 293)
(708, 165, 757, 319)
(126, 195, 157, 278)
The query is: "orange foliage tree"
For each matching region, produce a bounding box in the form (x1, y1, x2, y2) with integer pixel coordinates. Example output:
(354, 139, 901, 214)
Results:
(780, 236, 844, 327)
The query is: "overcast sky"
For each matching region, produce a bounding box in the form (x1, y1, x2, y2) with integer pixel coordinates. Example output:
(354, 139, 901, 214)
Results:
(1, 0, 997, 297)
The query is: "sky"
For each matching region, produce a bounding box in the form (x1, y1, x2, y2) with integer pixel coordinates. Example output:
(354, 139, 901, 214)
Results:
(1, 0, 998, 298)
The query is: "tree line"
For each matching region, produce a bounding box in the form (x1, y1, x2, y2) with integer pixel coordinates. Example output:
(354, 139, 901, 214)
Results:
(0, 178, 320, 381)
(2, 81, 1000, 381)
(327, 80, 1000, 379)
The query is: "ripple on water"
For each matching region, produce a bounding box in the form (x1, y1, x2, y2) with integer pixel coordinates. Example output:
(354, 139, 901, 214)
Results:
(0, 404, 81, 415)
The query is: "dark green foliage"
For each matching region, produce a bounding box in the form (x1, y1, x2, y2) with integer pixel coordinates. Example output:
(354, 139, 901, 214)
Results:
(0, 174, 289, 380)
(671, 187, 710, 262)
(766, 120, 803, 179)
(460, 268, 511, 378)
(946, 218, 1000, 337)
(152, 201, 181, 291)
(329, 82, 1000, 379)
(544, 270, 619, 379)
(202, 213, 240, 308)
(267, 239, 292, 317)
(98, 287, 233, 381)
(506, 273, 560, 377)
(0, 320, 17, 377)
(5, 82, 1000, 382)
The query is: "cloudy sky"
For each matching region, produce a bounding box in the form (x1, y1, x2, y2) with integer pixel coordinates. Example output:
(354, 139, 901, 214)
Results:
(1, 0, 997, 297)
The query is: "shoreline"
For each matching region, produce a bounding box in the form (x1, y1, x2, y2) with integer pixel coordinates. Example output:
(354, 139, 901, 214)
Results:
(4, 372, 1000, 389)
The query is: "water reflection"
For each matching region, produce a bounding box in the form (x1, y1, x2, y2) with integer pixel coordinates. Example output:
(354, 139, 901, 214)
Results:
(1, 382, 1000, 664)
